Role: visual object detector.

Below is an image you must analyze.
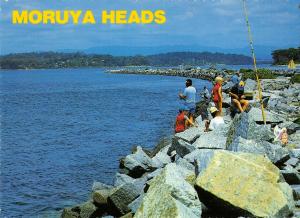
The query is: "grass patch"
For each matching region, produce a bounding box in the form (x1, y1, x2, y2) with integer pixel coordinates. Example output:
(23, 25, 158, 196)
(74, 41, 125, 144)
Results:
(290, 74, 300, 83)
(240, 68, 277, 80)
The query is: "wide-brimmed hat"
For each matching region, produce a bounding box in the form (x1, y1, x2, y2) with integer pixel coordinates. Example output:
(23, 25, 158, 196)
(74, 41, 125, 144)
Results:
(209, 106, 219, 114)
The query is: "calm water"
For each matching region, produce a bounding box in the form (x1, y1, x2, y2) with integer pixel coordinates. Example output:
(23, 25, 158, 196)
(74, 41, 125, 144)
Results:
(0, 68, 210, 217)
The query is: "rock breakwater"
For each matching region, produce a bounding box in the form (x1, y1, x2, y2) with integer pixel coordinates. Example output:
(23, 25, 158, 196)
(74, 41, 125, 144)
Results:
(62, 70, 300, 218)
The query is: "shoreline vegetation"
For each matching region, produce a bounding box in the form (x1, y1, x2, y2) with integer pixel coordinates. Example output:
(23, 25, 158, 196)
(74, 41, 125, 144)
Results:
(0, 47, 299, 70)
(1, 51, 253, 69)
(61, 68, 300, 217)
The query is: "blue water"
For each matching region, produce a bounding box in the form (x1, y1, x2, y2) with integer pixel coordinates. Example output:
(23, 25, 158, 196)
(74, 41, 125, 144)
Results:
(0, 68, 211, 217)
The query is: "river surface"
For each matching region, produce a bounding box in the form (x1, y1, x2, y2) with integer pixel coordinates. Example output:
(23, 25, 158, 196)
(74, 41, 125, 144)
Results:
(1, 68, 211, 217)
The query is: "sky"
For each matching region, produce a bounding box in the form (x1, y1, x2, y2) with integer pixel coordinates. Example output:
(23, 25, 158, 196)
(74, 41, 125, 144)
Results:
(0, 0, 299, 55)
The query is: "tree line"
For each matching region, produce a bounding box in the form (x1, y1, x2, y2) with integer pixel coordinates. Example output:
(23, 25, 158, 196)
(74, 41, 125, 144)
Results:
(0, 51, 253, 69)
(272, 47, 300, 65)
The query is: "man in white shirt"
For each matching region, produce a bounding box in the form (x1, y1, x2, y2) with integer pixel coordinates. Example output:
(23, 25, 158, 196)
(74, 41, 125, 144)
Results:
(205, 107, 225, 131)
(179, 79, 197, 115)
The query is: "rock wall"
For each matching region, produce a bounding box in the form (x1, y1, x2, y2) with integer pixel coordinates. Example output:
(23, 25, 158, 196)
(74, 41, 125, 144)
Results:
(61, 72, 300, 218)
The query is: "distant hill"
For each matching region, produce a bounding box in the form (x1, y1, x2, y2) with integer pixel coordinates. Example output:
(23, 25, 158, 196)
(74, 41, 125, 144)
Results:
(60, 44, 284, 60)
(0, 51, 252, 69)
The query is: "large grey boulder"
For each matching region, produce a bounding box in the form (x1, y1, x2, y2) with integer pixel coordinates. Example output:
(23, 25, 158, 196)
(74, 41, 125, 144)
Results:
(123, 146, 157, 178)
(114, 173, 146, 193)
(61, 201, 103, 218)
(284, 158, 299, 168)
(248, 107, 285, 124)
(107, 183, 140, 216)
(183, 149, 214, 164)
(226, 112, 274, 147)
(145, 168, 163, 181)
(114, 173, 135, 186)
(128, 193, 145, 214)
(244, 78, 256, 93)
(261, 78, 290, 91)
(228, 137, 290, 164)
(222, 81, 235, 93)
(149, 138, 171, 158)
(281, 167, 300, 185)
(195, 150, 295, 217)
(192, 127, 228, 150)
(93, 189, 112, 206)
(134, 163, 202, 218)
(91, 182, 115, 207)
(151, 150, 171, 168)
(290, 131, 300, 148)
(176, 157, 195, 171)
(92, 181, 113, 192)
(291, 185, 300, 201)
(290, 149, 300, 159)
(171, 138, 196, 157)
(174, 126, 201, 144)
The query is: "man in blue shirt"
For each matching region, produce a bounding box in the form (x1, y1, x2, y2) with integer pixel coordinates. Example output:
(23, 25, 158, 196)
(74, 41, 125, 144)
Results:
(230, 72, 241, 85)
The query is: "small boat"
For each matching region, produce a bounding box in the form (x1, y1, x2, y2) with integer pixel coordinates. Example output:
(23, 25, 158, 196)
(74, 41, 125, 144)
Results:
(288, 59, 296, 69)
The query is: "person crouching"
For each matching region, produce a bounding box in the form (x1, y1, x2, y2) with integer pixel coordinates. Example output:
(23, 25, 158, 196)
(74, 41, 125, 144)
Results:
(175, 107, 197, 133)
(229, 81, 249, 113)
(205, 107, 225, 132)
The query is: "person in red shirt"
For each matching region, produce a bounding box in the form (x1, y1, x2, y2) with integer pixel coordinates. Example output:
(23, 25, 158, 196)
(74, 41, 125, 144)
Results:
(212, 76, 223, 115)
(175, 107, 196, 133)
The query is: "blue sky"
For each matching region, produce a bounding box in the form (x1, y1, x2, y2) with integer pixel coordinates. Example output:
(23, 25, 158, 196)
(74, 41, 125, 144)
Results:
(0, 0, 299, 55)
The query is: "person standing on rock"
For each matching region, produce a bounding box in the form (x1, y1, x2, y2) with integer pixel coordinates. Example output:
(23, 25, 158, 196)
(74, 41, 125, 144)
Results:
(212, 76, 223, 115)
(201, 86, 211, 103)
(179, 79, 197, 124)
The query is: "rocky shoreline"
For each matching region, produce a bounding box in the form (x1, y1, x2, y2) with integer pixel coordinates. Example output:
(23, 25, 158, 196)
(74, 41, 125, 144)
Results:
(107, 67, 298, 82)
(61, 69, 300, 218)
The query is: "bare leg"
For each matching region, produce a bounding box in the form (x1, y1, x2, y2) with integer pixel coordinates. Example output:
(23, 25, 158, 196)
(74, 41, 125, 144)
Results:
(240, 99, 249, 111)
(233, 99, 243, 112)
(218, 101, 222, 115)
(205, 120, 210, 131)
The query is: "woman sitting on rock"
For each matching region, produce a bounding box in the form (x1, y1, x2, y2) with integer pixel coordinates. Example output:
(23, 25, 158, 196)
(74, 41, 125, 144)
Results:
(212, 76, 223, 115)
(175, 107, 197, 133)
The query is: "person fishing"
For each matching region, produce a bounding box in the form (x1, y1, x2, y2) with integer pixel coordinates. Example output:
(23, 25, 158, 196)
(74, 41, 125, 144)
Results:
(201, 86, 211, 103)
(204, 107, 225, 132)
(179, 79, 196, 124)
(175, 107, 197, 133)
(230, 71, 241, 85)
(212, 76, 223, 115)
(229, 80, 249, 113)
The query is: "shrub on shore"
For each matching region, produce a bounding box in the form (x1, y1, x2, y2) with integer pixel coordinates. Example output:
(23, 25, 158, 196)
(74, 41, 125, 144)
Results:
(240, 68, 277, 80)
(290, 74, 300, 83)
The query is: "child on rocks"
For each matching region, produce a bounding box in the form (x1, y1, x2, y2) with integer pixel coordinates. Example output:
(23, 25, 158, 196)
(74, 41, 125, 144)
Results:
(175, 107, 197, 133)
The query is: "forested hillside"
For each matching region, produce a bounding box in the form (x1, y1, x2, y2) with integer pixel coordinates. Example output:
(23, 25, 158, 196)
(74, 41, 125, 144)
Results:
(0, 51, 252, 69)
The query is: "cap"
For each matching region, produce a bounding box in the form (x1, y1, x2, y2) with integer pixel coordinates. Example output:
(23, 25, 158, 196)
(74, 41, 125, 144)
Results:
(209, 106, 219, 114)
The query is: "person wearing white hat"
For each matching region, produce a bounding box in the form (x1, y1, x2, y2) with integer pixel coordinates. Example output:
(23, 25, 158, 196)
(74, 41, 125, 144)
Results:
(205, 106, 225, 132)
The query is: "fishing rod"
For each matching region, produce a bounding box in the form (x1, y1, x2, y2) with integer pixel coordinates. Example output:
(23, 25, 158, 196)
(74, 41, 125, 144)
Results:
(242, 0, 266, 125)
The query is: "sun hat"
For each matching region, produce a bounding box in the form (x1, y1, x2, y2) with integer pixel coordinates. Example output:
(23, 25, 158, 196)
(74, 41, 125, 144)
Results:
(209, 106, 219, 114)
